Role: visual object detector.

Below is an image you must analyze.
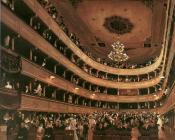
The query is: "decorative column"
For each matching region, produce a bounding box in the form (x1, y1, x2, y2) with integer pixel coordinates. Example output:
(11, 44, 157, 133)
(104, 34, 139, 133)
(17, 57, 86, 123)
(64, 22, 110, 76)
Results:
(138, 103, 140, 109)
(71, 54, 74, 62)
(117, 89, 120, 95)
(154, 70, 157, 77)
(106, 73, 108, 79)
(148, 102, 150, 109)
(89, 68, 92, 75)
(154, 102, 157, 108)
(76, 97, 79, 105)
(63, 48, 67, 56)
(89, 84, 92, 91)
(43, 86, 46, 97)
(148, 87, 150, 94)
(138, 89, 140, 95)
(63, 93, 65, 102)
(4, 35, 11, 48)
(147, 73, 150, 80)
(54, 65, 57, 74)
(63, 71, 66, 78)
(96, 70, 99, 77)
(71, 75, 74, 82)
(11, 37, 15, 51)
(30, 49, 33, 61)
(29, 82, 32, 94)
(89, 100, 91, 107)
(52, 90, 56, 99)
(117, 89, 119, 95)
(137, 75, 140, 82)
(82, 82, 86, 88)
(8, 0, 15, 11)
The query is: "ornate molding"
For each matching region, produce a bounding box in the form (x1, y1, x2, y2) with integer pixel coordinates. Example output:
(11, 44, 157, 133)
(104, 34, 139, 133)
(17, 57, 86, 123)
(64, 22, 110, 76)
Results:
(103, 16, 134, 35)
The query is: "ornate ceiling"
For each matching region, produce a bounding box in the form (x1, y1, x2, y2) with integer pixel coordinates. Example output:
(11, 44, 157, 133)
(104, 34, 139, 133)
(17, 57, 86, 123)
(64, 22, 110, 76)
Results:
(53, 0, 166, 64)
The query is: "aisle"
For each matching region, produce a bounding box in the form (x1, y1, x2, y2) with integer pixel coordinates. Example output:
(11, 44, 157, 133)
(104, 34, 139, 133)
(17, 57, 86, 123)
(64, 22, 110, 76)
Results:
(87, 127, 175, 140)
(131, 127, 140, 140)
(87, 128, 93, 140)
(158, 126, 175, 140)
(131, 126, 175, 140)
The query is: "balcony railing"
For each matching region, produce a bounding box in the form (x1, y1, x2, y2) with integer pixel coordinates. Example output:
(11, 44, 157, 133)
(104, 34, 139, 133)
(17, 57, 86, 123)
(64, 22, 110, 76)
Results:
(0, 87, 21, 109)
(0, 47, 21, 73)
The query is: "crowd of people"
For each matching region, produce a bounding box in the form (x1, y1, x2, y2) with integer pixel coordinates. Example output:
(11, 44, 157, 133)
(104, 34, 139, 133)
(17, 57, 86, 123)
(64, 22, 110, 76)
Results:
(0, 110, 160, 140)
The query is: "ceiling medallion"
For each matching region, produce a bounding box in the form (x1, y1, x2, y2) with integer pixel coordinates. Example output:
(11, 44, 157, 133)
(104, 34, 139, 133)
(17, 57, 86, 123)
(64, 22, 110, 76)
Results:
(108, 40, 129, 62)
(103, 16, 134, 35)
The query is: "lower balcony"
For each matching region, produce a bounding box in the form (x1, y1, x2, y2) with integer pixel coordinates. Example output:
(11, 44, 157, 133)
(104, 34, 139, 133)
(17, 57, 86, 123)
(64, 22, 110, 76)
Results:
(0, 85, 174, 114)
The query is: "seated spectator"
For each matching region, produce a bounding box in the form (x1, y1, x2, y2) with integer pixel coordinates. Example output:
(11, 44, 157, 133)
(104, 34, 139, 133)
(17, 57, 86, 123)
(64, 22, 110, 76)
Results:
(34, 84, 42, 96)
(5, 81, 13, 89)
(43, 122, 54, 140)
(4, 35, 11, 48)
(25, 85, 30, 94)
(16, 122, 28, 140)
(42, 59, 47, 67)
(36, 123, 45, 140)
(68, 95, 73, 104)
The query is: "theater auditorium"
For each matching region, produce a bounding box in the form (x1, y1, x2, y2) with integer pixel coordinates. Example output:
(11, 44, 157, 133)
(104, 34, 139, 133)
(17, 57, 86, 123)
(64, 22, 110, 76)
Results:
(0, 0, 175, 140)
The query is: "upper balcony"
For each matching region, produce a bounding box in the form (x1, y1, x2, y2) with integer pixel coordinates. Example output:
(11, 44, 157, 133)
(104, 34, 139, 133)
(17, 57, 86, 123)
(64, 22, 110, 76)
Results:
(22, 0, 165, 76)
(1, 0, 165, 77)
(0, 4, 165, 89)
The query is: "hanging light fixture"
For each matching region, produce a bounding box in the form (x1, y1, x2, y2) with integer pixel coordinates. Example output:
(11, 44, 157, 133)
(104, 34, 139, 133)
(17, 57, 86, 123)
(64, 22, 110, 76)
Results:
(108, 40, 129, 62)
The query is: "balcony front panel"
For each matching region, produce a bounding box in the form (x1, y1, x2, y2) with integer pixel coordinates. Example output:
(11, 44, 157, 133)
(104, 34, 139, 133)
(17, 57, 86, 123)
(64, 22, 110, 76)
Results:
(19, 94, 115, 113)
(19, 91, 175, 114)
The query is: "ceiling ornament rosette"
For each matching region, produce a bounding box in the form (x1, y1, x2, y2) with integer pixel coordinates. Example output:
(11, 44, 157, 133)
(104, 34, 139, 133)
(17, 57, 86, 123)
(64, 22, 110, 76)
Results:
(103, 16, 134, 35)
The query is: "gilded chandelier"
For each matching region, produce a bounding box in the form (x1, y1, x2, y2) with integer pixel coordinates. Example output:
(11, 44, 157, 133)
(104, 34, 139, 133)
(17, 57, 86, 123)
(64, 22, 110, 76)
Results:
(108, 41, 129, 62)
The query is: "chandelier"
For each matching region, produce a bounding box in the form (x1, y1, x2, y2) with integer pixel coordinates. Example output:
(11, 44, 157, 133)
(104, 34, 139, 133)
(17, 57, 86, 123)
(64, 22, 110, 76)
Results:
(108, 41, 129, 62)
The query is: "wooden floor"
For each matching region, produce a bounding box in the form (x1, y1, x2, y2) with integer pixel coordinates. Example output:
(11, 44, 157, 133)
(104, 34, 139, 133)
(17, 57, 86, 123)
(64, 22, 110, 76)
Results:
(132, 126, 175, 140)
(88, 126, 175, 140)
(158, 126, 175, 140)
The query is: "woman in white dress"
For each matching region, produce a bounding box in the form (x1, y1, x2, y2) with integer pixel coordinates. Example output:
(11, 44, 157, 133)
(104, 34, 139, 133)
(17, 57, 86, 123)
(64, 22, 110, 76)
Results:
(88, 116, 96, 140)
